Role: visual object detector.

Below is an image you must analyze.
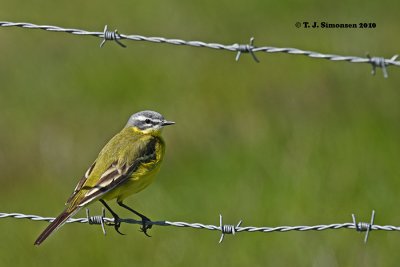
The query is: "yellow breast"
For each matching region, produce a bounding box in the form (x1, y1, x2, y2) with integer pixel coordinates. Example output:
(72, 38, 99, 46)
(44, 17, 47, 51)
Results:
(102, 134, 165, 202)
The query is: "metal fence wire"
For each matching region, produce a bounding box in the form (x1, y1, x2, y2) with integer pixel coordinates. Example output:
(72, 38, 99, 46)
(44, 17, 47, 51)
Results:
(0, 21, 399, 244)
(0, 21, 399, 78)
(1, 209, 399, 243)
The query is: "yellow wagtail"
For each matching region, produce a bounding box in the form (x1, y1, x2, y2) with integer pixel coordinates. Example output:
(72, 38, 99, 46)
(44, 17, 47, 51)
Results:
(34, 110, 175, 245)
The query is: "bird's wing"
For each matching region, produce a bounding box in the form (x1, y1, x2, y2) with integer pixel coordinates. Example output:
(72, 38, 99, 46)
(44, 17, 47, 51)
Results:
(72, 137, 159, 208)
(65, 161, 96, 205)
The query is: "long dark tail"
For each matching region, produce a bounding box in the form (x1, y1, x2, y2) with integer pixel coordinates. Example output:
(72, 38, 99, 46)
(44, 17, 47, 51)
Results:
(34, 207, 80, 246)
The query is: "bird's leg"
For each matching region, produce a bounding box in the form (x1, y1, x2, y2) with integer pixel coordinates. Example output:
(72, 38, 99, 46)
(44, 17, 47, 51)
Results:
(117, 201, 153, 237)
(99, 199, 125, 235)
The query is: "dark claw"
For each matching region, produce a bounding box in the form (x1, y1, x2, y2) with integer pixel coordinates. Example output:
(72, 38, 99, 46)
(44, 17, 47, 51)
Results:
(116, 201, 153, 237)
(115, 227, 125, 235)
(109, 216, 125, 235)
(100, 199, 126, 235)
(115, 222, 126, 236)
(139, 217, 152, 237)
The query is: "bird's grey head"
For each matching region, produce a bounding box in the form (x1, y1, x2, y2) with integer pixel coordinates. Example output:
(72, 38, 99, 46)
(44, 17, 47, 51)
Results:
(126, 110, 175, 133)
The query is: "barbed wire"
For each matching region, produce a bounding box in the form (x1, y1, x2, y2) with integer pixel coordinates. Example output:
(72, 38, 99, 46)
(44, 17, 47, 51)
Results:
(0, 21, 399, 78)
(1, 209, 399, 243)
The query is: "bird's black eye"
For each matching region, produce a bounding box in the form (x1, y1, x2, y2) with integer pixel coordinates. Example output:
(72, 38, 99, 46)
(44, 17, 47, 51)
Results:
(145, 119, 151, 124)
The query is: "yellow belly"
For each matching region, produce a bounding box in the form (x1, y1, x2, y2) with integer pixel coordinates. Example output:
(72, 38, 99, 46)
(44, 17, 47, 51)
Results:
(102, 163, 161, 202)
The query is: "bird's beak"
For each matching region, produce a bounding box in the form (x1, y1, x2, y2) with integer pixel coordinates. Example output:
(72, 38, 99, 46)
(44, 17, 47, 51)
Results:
(162, 120, 175, 126)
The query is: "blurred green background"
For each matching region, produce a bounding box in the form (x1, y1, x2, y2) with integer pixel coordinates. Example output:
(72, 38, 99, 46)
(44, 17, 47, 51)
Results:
(1, 0, 400, 266)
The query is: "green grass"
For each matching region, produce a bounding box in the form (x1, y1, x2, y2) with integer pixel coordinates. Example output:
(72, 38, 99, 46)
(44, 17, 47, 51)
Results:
(1, 0, 400, 266)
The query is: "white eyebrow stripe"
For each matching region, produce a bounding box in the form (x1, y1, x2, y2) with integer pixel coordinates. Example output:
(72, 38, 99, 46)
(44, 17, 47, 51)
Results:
(136, 115, 148, 121)
(135, 116, 161, 124)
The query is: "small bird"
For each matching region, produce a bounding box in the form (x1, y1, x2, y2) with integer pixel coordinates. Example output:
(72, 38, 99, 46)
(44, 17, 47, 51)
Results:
(34, 110, 175, 246)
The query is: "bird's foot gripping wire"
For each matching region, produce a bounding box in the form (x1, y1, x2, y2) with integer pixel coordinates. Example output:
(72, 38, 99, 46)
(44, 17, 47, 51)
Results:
(100, 199, 125, 235)
(138, 215, 153, 237)
(117, 201, 153, 237)
(109, 214, 125, 236)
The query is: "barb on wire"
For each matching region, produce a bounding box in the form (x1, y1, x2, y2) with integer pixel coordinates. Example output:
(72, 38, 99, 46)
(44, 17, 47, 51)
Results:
(367, 54, 399, 78)
(352, 210, 375, 243)
(235, 37, 259, 63)
(100, 25, 126, 48)
(86, 208, 107, 235)
(0, 21, 399, 77)
(1, 209, 399, 243)
(218, 214, 243, 243)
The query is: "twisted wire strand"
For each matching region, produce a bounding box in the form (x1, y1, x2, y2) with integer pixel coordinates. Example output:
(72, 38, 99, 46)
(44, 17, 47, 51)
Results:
(1, 210, 400, 243)
(0, 21, 399, 77)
